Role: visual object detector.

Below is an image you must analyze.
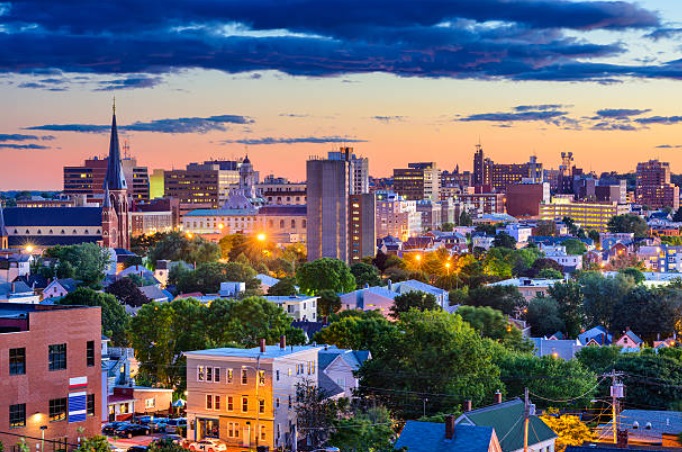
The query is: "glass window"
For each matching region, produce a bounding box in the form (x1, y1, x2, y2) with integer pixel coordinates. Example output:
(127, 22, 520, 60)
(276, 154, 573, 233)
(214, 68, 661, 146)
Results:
(258, 370, 265, 386)
(197, 366, 205, 381)
(87, 394, 95, 416)
(227, 396, 234, 411)
(214, 395, 221, 410)
(206, 395, 213, 410)
(259, 400, 265, 414)
(242, 397, 248, 412)
(10, 404, 26, 428)
(9, 348, 26, 375)
(49, 398, 67, 422)
(214, 368, 221, 383)
(227, 368, 233, 383)
(207, 367, 213, 382)
(86, 341, 95, 367)
(241, 368, 248, 384)
(49, 344, 67, 371)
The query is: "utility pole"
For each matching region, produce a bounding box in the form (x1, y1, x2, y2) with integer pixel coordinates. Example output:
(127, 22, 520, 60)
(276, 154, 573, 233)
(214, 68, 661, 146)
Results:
(608, 370, 625, 444)
(523, 387, 530, 452)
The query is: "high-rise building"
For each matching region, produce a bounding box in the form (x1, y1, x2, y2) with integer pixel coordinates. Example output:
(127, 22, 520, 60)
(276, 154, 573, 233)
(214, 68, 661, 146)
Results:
(163, 160, 242, 215)
(375, 191, 421, 241)
(539, 198, 630, 233)
(349, 193, 376, 262)
(393, 162, 440, 201)
(471, 145, 542, 192)
(0, 303, 102, 450)
(636, 160, 680, 210)
(306, 156, 350, 262)
(63, 156, 149, 202)
(328, 147, 369, 195)
(440, 165, 471, 199)
(472, 144, 488, 186)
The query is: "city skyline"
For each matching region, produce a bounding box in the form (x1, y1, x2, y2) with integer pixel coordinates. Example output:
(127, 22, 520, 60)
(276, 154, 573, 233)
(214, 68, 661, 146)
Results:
(3, 0, 682, 189)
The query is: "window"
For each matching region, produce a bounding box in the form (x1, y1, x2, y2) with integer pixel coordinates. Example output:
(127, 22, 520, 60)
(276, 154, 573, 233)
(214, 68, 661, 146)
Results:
(206, 395, 213, 410)
(214, 395, 221, 410)
(241, 368, 248, 385)
(227, 396, 234, 411)
(276, 370, 280, 381)
(86, 341, 95, 367)
(145, 398, 155, 409)
(9, 404, 26, 428)
(87, 394, 95, 416)
(258, 370, 265, 386)
(227, 422, 240, 438)
(276, 398, 280, 408)
(9, 348, 26, 375)
(197, 366, 205, 381)
(259, 400, 265, 414)
(260, 425, 266, 441)
(49, 398, 67, 422)
(214, 368, 221, 383)
(227, 368, 233, 383)
(242, 397, 248, 412)
(288, 396, 292, 409)
(49, 344, 67, 371)
(207, 367, 213, 382)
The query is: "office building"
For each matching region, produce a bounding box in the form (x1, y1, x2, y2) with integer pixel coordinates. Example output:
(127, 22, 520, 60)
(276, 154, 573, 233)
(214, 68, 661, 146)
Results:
(257, 176, 306, 206)
(375, 191, 421, 241)
(328, 147, 369, 195)
(505, 182, 550, 217)
(471, 145, 542, 192)
(63, 154, 149, 202)
(185, 340, 322, 451)
(393, 162, 440, 201)
(636, 160, 679, 210)
(440, 166, 471, 199)
(539, 198, 630, 233)
(306, 156, 350, 262)
(0, 303, 102, 451)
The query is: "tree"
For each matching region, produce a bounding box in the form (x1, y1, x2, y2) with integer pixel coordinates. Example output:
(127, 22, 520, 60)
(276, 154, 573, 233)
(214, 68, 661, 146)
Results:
(148, 439, 187, 452)
(441, 222, 454, 232)
(148, 232, 220, 267)
(526, 297, 565, 337)
(611, 285, 682, 343)
(562, 239, 587, 255)
(314, 311, 396, 356)
(492, 232, 517, 249)
(526, 258, 563, 278)
(464, 285, 526, 316)
(294, 380, 339, 449)
(540, 412, 596, 452)
(607, 214, 648, 237)
(296, 258, 356, 295)
(534, 221, 557, 237)
(498, 353, 597, 409)
(106, 278, 150, 308)
(619, 267, 645, 285)
(267, 277, 298, 296)
(317, 289, 341, 317)
(123, 255, 143, 269)
(174, 261, 260, 295)
(59, 288, 129, 345)
(580, 272, 634, 330)
(456, 305, 531, 352)
(75, 436, 110, 452)
(458, 210, 473, 226)
(390, 290, 440, 319)
(548, 280, 584, 339)
(537, 268, 563, 279)
(44, 243, 110, 287)
(350, 262, 381, 289)
(357, 310, 503, 418)
(329, 407, 396, 452)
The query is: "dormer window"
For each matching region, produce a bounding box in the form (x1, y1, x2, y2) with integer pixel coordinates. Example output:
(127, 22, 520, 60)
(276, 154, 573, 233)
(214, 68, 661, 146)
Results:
(633, 421, 639, 429)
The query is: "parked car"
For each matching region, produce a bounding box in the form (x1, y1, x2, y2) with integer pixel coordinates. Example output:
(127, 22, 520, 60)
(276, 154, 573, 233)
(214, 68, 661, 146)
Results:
(103, 422, 131, 436)
(165, 418, 188, 433)
(126, 447, 148, 452)
(148, 417, 170, 431)
(187, 439, 227, 452)
(115, 424, 151, 438)
(151, 435, 183, 447)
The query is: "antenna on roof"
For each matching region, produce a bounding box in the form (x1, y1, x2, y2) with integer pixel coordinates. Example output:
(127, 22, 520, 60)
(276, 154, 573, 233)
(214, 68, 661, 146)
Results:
(112, 96, 116, 115)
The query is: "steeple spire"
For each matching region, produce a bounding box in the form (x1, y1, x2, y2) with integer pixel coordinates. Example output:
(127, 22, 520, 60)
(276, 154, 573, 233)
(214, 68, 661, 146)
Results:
(104, 101, 127, 191)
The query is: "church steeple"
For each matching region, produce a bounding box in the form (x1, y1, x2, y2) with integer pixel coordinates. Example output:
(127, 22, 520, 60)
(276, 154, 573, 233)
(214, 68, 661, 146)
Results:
(0, 203, 8, 249)
(104, 98, 127, 191)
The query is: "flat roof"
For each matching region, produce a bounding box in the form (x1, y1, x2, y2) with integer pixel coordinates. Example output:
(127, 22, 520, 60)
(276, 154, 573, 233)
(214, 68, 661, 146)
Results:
(185, 344, 321, 360)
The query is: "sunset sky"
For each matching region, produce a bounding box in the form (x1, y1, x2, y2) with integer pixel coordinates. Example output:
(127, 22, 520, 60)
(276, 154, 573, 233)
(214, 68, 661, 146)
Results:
(3, 0, 682, 190)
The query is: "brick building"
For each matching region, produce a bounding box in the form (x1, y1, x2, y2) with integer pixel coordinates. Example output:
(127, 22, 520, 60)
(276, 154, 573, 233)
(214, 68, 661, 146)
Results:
(0, 304, 102, 452)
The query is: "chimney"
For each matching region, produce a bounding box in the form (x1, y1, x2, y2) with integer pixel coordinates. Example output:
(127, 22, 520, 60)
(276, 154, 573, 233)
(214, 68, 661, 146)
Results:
(280, 335, 286, 350)
(616, 429, 628, 448)
(444, 414, 455, 440)
(494, 390, 503, 404)
(259, 338, 266, 353)
(463, 400, 472, 412)
(387, 279, 392, 291)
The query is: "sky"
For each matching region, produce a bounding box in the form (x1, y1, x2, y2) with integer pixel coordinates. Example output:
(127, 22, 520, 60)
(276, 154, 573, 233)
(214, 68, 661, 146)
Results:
(3, 0, 682, 190)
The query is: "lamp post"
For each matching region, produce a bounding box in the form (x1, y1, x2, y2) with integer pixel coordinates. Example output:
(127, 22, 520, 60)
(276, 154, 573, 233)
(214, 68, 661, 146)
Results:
(40, 425, 47, 452)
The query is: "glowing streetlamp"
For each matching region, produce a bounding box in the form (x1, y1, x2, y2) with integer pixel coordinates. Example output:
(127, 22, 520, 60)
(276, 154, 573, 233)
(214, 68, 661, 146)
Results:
(25, 245, 34, 253)
(256, 233, 266, 242)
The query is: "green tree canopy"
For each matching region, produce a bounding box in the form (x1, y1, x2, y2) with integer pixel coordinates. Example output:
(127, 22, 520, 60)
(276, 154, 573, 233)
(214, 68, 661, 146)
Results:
(607, 214, 648, 237)
(296, 258, 356, 295)
(267, 277, 298, 296)
(329, 407, 395, 452)
(456, 305, 531, 352)
(548, 280, 584, 339)
(357, 310, 503, 418)
(526, 297, 565, 337)
(44, 243, 110, 287)
(317, 289, 341, 317)
(313, 311, 396, 356)
(562, 239, 587, 255)
(492, 232, 517, 249)
(173, 261, 260, 295)
(464, 285, 526, 316)
(579, 272, 635, 330)
(350, 262, 381, 289)
(390, 290, 440, 319)
(148, 232, 220, 267)
(59, 287, 129, 345)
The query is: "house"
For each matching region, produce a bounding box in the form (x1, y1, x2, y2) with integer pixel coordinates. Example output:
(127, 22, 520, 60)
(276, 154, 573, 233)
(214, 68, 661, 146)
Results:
(185, 339, 322, 451)
(256, 273, 281, 293)
(290, 321, 327, 343)
(392, 279, 450, 309)
(42, 277, 80, 299)
(615, 328, 644, 352)
(395, 416, 502, 452)
(578, 326, 613, 347)
(487, 278, 561, 302)
(531, 338, 582, 360)
(455, 398, 557, 452)
(262, 295, 318, 321)
(118, 264, 157, 283)
(378, 235, 403, 255)
(138, 285, 172, 303)
(318, 345, 371, 399)
(154, 260, 194, 288)
(472, 234, 495, 251)
(0, 280, 39, 303)
(339, 286, 398, 319)
(595, 409, 682, 448)
(219, 281, 246, 298)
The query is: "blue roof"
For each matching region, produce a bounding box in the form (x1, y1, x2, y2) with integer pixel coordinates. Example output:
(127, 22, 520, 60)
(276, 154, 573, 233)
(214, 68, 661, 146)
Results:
(4, 207, 103, 227)
(394, 279, 448, 296)
(185, 344, 321, 360)
(185, 209, 257, 216)
(394, 421, 495, 452)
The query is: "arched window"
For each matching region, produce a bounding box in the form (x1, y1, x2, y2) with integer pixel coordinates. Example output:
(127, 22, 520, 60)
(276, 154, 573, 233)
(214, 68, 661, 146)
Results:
(49, 229, 53, 234)
(61, 230, 65, 234)
(37, 230, 41, 234)
(73, 229, 77, 234)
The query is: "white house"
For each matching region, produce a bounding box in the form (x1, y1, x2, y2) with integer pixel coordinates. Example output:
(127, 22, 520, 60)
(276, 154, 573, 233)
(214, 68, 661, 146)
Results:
(262, 295, 318, 321)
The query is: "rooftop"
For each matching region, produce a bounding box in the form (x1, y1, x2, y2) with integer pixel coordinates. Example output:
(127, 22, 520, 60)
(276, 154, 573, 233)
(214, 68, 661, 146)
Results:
(185, 344, 322, 360)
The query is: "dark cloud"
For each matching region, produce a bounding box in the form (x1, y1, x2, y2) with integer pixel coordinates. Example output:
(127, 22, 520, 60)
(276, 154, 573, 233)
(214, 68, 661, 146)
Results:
(225, 136, 367, 145)
(95, 76, 163, 91)
(278, 113, 310, 118)
(635, 116, 682, 125)
(0, 133, 55, 142)
(590, 121, 638, 131)
(0, 143, 50, 150)
(0, 0, 671, 84)
(596, 108, 651, 118)
(26, 114, 253, 134)
(645, 27, 682, 41)
(460, 108, 568, 122)
(514, 104, 567, 112)
(656, 144, 682, 149)
(372, 115, 405, 123)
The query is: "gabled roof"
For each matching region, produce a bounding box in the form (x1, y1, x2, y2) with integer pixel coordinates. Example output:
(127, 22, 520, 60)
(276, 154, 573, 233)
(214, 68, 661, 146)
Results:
(619, 329, 643, 345)
(318, 372, 344, 398)
(318, 346, 372, 372)
(394, 279, 448, 297)
(138, 285, 169, 302)
(578, 326, 612, 346)
(456, 399, 556, 452)
(395, 421, 497, 452)
(256, 273, 281, 287)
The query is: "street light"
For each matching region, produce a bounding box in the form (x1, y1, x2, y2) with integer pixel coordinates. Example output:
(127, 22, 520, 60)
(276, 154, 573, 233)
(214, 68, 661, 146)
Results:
(40, 425, 48, 452)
